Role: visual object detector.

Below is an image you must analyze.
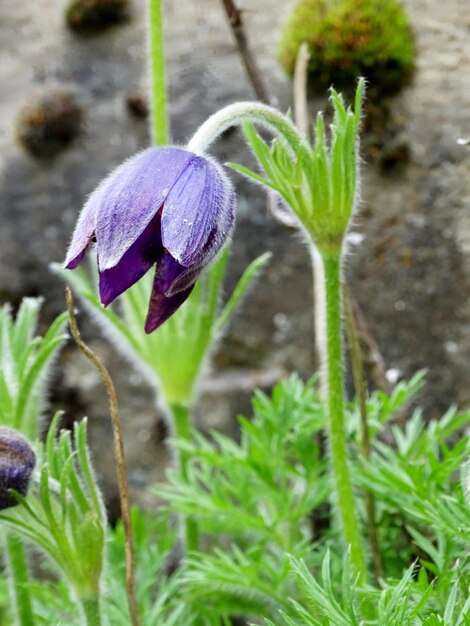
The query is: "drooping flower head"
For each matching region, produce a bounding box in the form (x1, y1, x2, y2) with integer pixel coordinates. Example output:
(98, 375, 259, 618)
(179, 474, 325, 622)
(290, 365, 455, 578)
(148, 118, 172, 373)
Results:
(65, 147, 235, 332)
(0, 427, 36, 511)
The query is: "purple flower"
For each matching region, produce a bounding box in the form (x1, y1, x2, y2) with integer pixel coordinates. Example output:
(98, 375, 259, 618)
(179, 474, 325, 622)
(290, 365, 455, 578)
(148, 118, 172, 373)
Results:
(0, 427, 36, 511)
(64, 147, 235, 332)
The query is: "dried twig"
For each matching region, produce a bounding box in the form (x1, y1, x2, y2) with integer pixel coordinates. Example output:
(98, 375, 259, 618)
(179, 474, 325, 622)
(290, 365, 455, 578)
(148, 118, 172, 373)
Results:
(348, 295, 391, 394)
(220, 0, 272, 104)
(344, 285, 384, 582)
(65, 288, 140, 626)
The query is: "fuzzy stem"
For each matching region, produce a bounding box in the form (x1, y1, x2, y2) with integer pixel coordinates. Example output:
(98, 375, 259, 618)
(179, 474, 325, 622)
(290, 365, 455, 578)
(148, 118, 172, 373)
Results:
(293, 42, 310, 136)
(187, 101, 311, 161)
(311, 247, 327, 398)
(5, 533, 35, 626)
(322, 253, 366, 584)
(65, 288, 140, 626)
(148, 0, 168, 145)
(80, 596, 102, 626)
(170, 404, 199, 552)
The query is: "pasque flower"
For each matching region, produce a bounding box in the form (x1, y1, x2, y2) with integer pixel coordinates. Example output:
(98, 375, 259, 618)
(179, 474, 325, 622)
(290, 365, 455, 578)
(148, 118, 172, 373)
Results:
(0, 427, 36, 510)
(65, 147, 235, 332)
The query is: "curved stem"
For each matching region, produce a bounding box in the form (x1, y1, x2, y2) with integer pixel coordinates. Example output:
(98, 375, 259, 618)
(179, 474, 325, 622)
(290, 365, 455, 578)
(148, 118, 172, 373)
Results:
(148, 0, 168, 145)
(187, 101, 311, 161)
(66, 288, 140, 626)
(5, 533, 35, 626)
(322, 253, 367, 584)
(170, 404, 199, 552)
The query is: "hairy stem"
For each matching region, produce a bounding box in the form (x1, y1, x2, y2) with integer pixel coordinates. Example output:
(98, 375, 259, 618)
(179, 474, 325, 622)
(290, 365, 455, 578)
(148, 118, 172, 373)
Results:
(344, 285, 383, 581)
(292, 45, 328, 398)
(187, 101, 311, 161)
(293, 42, 310, 136)
(5, 533, 35, 626)
(148, 0, 168, 145)
(322, 254, 366, 584)
(66, 288, 140, 626)
(170, 404, 199, 552)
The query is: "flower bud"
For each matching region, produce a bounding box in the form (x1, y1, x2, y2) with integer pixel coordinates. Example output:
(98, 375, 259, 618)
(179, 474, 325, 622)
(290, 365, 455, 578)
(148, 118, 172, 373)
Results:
(64, 146, 235, 332)
(0, 427, 36, 510)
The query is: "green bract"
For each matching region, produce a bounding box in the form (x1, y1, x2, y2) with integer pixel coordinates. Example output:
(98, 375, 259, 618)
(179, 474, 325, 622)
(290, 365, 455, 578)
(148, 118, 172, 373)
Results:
(0, 299, 68, 440)
(229, 81, 364, 255)
(53, 248, 270, 408)
(0, 416, 106, 624)
(278, 0, 415, 93)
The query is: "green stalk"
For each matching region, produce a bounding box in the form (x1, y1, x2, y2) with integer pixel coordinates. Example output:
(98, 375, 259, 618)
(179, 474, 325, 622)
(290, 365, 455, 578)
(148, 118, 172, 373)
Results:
(148, 0, 168, 145)
(5, 533, 35, 626)
(148, 0, 199, 557)
(322, 253, 367, 584)
(80, 596, 102, 626)
(170, 404, 199, 552)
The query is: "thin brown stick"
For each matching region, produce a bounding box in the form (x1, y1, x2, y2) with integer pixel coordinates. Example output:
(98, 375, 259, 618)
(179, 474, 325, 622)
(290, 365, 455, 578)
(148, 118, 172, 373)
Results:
(343, 284, 383, 582)
(347, 295, 391, 395)
(220, 0, 272, 104)
(65, 288, 140, 626)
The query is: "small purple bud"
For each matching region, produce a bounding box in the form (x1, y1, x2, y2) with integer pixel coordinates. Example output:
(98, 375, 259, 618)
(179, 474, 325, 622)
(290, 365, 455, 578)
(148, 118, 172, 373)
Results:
(0, 427, 36, 511)
(64, 147, 235, 332)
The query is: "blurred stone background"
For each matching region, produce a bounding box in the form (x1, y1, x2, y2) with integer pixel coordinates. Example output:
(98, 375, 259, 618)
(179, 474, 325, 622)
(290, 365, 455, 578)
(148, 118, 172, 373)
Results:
(1, 0, 469, 511)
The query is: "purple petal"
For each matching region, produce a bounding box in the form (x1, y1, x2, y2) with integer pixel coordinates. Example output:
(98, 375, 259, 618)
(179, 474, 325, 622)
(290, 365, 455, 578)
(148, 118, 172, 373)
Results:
(165, 189, 235, 296)
(98, 211, 163, 306)
(94, 147, 194, 271)
(64, 188, 100, 269)
(161, 155, 234, 267)
(144, 254, 195, 333)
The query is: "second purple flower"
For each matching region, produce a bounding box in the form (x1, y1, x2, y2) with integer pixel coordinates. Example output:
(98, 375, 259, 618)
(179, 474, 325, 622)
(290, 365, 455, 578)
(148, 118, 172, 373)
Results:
(64, 147, 235, 332)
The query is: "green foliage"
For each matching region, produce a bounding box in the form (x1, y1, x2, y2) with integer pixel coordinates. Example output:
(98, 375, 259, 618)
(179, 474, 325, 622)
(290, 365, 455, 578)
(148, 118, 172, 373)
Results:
(156, 375, 470, 625)
(358, 403, 470, 610)
(346, 370, 426, 439)
(0, 575, 7, 626)
(278, 0, 415, 93)
(0, 416, 106, 602)
(267, 557, 470, 626)
(0, 370, 469, 625)
(0, 298, 67, 439)
(159, 377, 330, 620)
(104, 509, 193, 626)
(53, 247, 270, 407)
(1, 298, 469, 626)
(269, 552, 363, 626)
(160, 376, 328, 548)
(229, 82, 364, 254)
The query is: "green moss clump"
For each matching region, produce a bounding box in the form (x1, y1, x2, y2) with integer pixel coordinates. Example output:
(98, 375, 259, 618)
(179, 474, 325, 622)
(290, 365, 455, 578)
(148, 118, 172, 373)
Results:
(66, 0, 129, 33)
(278, 0, 415, 93)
